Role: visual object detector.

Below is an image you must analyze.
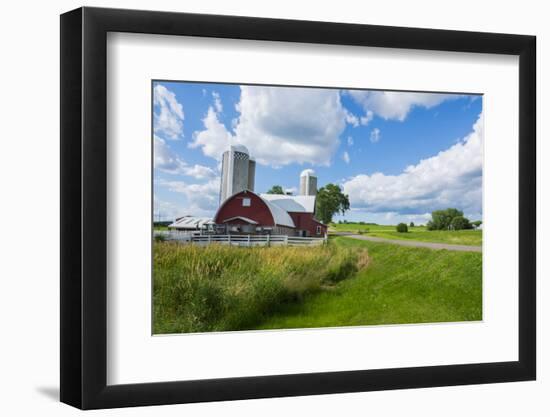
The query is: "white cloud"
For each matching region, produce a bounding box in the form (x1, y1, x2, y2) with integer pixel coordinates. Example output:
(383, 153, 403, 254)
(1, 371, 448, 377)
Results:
(189, 107, 233, 160)
(157, 178, 220, 216)
(342, 112, 483, 216)
(348, 90, 459, 122)
(344, 109, 360, 127)
(342, 151, 350, 164)
(153, 84, 184, 140)
(155, 135, 216, 179)
(370, 128, 381, 143)
(153, 196, 182, 221)
(360, 110, 374, 126)
(191, 86, 347, 167)
(347, 136, 354, 146)
(154, 135, 186, 174)
(212, 91, 223, 113)
(182, 164, 217, 179)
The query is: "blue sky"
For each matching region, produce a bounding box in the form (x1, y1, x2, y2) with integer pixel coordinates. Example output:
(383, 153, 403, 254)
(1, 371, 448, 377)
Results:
(153, 81, 483, 225)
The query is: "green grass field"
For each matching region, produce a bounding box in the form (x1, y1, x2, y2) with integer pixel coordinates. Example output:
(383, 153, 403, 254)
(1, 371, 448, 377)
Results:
(153, 236, 482, 333)
(330, 223, 482, 246)
(255, 237, 482, 330)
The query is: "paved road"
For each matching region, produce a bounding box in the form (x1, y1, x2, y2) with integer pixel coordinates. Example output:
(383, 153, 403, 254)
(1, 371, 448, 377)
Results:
(337, 233, 482, 253)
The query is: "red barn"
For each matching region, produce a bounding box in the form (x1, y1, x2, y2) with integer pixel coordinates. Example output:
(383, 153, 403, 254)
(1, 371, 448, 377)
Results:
(213, 190, 327, 237)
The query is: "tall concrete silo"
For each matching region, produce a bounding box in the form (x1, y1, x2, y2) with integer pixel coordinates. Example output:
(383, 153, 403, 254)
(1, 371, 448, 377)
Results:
(300, 169, 317, 196)
(247, 157, 256, 192)
(220, 145, 253, 203)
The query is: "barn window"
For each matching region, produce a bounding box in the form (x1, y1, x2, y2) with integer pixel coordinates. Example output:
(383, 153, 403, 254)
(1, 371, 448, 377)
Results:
(316, 225, 322, 235)
(242, 198, 251, 207)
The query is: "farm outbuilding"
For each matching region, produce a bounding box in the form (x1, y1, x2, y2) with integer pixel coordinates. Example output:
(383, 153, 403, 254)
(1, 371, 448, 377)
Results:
(168, 216, 214, 232)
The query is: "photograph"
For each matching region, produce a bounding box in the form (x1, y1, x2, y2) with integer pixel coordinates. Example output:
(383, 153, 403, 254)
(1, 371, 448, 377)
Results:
(152, 81, 483, 335)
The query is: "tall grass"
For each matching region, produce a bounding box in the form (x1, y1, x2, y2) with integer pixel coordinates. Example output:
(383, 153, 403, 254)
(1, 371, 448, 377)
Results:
(153, 242, 368, 334)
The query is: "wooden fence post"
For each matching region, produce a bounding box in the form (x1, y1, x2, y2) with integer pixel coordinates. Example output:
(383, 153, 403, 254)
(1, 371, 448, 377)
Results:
(266, 234, 270, 247)
(284, 235, 288, 246)
(227, 234, 231, 246)
(247, 234, 251, 247)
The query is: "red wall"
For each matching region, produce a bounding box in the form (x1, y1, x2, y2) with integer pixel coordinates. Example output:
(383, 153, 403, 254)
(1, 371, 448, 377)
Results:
(289, 212, 327, 236)
(214, 191, 275, 226)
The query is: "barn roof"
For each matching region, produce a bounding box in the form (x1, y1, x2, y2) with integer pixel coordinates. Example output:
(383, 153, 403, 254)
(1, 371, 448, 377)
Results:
(222, 216, 259, 224)
(260, 194, 316, 213)
(261, 198, 295, 228)
(169, 216, 212, 229)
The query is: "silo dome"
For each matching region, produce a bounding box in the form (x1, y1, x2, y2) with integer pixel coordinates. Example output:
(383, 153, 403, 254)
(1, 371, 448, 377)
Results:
(300, 168, 316, 177)
(231, 144, 249, 155)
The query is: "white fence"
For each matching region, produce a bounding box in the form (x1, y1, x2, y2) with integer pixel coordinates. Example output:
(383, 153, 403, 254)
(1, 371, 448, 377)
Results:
(155, 231, 327, 247)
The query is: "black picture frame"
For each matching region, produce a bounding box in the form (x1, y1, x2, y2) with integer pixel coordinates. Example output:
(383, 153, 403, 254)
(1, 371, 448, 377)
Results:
(60, 6, 536, 410)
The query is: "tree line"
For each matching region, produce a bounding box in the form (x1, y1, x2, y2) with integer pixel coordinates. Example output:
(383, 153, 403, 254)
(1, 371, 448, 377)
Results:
(426, 208, 481, 231)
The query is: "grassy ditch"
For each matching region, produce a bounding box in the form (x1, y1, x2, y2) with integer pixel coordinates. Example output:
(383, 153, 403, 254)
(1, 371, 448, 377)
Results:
(256, 237, 482, 329)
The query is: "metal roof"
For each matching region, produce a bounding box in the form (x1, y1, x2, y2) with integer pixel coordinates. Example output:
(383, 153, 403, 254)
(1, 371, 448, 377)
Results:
(169, 216, 213, 229)
(222, 216, 259, 225)
(260, 198, 296, 228)
(260, 194, 316, 213)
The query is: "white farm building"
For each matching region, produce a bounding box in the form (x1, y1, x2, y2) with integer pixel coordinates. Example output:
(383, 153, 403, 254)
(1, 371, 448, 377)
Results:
(168, 216, 213, 231)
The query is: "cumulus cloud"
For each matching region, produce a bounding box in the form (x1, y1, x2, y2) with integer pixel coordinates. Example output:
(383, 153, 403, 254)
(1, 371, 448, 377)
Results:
(153, 196, 183, 221)
(212, 91, 223, 113)
(370, 128, 381, 143)
(344, 109, 360, 127)
(154, 135, 186, 174)
(342, 112, 483, 216)
(189, 107, 233, 160)
(153, 84, 184, 140)
(342, 151, 350, 164)
(347, 90, 459, 122)
(347, 136, 354, 146)
(154, 135, 216, 179)
(360, 110, 374, 126)
(157, 178, 220, 216)
(191, 86, 347, 167)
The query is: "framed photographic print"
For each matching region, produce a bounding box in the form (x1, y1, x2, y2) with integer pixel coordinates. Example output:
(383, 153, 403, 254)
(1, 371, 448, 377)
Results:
(60, 7, 536, 409)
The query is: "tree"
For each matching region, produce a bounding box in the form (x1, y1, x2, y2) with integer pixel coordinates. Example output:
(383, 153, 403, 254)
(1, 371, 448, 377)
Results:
(472, 220, 482, 229)
(396, 223, 408, 233)
(267, 185, 285, 194)
(315, 183, 350, 224)
(450, 216, 471, 230)
(429, 208, 464, 230)
(409, 222, 415, 227)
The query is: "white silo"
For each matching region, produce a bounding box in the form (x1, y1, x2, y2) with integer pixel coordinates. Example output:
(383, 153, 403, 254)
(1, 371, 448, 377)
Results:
(220, 145, 253, 203)
(300, 169, 317, 196)
(247, 157, 256, 192)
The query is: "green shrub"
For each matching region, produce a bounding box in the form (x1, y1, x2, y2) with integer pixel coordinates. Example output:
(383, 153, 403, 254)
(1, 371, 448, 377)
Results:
(396, 223, 408, 233)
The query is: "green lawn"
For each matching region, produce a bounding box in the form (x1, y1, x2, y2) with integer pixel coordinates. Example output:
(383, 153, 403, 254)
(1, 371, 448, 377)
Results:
(330, 223, 482, 246)
(254, 237, 482, 330)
